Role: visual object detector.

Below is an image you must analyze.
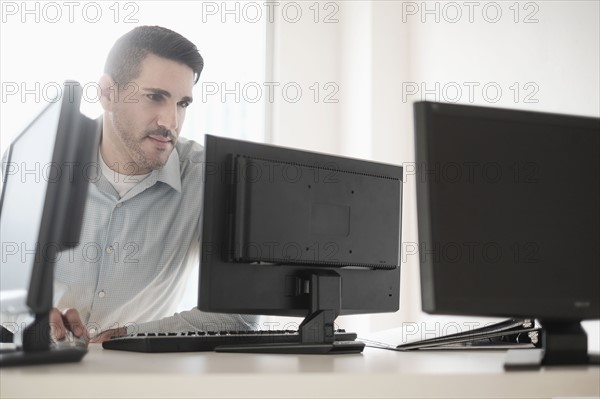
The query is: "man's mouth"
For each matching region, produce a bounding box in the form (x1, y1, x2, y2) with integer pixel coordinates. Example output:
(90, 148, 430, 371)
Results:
(148, 135, 172, 143)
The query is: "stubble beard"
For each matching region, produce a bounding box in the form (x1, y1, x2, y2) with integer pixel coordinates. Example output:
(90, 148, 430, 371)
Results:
(112, 110, 175, 173)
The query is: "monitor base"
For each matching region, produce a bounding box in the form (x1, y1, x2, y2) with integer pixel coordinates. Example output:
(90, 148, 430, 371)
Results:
(0, 347, 87, 368)
(215, 340, 365, 354)
(504, 349, 599, 370)
(0, 313, 87, 368)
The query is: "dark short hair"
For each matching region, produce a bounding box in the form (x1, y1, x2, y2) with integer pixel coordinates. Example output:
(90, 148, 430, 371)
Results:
(104, 26, 204, 87)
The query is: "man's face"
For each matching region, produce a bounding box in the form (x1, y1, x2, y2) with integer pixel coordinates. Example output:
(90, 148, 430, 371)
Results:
(107, 53, 194, 172)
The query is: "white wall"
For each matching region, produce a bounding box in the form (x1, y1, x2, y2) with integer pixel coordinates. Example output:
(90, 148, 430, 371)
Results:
(0, 1, 266, 156)
(270, 0, 600, 332)
(270, 3, 341, 152)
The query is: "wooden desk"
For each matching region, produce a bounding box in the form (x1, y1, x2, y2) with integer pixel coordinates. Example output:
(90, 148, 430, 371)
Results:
(1, 344, 599, 398)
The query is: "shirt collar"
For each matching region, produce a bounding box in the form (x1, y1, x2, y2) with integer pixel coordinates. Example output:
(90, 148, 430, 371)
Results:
(154, 147, 182, 193)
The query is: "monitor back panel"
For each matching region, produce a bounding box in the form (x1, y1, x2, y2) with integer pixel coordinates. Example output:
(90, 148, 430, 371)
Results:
(199, 135, 403, 317)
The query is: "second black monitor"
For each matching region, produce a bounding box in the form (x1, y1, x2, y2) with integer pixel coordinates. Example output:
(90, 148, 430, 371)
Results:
(414, 101, 599, 366)
(199, 135, 403, 353)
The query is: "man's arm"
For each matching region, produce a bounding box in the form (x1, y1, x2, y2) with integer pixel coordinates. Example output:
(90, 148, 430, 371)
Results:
(90, 308, 260, 343)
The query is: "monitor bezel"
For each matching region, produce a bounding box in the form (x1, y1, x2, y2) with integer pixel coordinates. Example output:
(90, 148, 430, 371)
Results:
(28, 82, 100, 313)
(415, 100, 600, 321)
(0, 81, 99, 314)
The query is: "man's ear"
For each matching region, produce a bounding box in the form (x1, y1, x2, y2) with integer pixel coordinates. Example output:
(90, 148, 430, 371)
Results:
(98, 74, 117, 112)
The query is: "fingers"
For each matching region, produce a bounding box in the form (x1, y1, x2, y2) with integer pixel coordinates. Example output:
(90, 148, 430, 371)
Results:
(61, 308, 89, 340)
(89, 327, 127, 344)
(49, 307, 67, 341)
(49, 308, 89, 342)
(49, 308, 127, 344)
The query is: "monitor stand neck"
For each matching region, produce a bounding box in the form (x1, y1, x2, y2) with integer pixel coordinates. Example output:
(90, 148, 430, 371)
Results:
(22, 312, 51, 352)
(216, 272, 365, 354)
(541, 320, 589, 366)
(298, 272, 342, 346)
(297, 309, 338, 346)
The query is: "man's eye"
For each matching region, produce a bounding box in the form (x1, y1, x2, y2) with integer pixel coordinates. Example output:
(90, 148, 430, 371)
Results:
(147, 94, 163, 102)
(179, 101, 191, 108)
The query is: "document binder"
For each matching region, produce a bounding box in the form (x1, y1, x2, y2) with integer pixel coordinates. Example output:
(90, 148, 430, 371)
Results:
(360, 319, 541, 351)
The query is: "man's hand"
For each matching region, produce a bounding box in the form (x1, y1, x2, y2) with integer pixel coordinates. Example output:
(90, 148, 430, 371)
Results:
(49, 308, 89, 343)
(89, 327, 128, 343)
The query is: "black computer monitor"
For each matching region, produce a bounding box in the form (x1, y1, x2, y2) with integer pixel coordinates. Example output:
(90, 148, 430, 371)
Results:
(414, 101, 599, 367)
(0, 81, 99, 366)
(199, 135, 403, 353)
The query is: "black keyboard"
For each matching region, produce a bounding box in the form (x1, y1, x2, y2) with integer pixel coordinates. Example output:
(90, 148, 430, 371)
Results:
(102, 329, 358, 353)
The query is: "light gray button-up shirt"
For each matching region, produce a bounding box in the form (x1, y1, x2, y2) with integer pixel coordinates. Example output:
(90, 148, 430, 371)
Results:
(54, 132, 256, 335)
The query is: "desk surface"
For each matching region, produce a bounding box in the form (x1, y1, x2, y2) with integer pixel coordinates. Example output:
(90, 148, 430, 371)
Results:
(1, 344, 599, 398)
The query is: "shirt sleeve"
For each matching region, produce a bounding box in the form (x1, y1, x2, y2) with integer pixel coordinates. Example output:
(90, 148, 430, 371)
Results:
(125, 308, 261, 335)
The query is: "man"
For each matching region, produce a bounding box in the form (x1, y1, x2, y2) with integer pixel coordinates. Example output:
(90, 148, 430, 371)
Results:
(49, 26, 255, 343)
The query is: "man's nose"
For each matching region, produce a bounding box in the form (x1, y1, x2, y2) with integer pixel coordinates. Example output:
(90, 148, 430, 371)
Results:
(157, 105, 178, 132)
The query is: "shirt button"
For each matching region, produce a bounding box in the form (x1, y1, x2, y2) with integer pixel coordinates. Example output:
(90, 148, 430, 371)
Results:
(116, 203, 123, 208)
(98, 290, 106, 298)
(106, 246, 114, 253)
